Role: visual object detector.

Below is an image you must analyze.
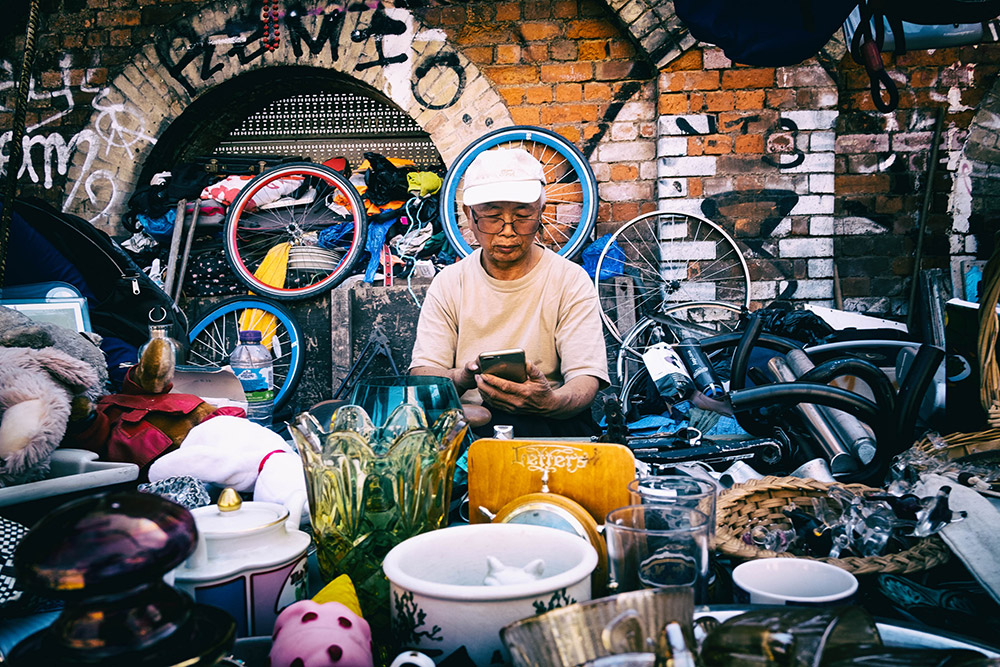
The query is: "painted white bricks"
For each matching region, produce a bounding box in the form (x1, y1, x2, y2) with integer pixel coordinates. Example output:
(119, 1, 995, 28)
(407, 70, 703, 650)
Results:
(658, 178, 688, 198)
(780, 110, 837, 131)
(808, 259, 835, 278)
(809, 216, 835, 235)
(657, 137, 689, 156)
(810, 131, 836, 152)
(780, 153, 836, 175)
(658, 155, 717, 177)
(780, 279, 834, 299)
(599, 140, 656, 162)
(600, 181, 654, 201)
(658, 114, 715, 136)
(834, 217, 889, 235)
(790, 194, 835, 215)
(779, 237, 834, 258)
(810, 174, 835, 193)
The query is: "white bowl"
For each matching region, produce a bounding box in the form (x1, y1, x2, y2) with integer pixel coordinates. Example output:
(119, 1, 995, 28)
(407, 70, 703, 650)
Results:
(732, 557, 858, 606)
(382, 523, 598, 665)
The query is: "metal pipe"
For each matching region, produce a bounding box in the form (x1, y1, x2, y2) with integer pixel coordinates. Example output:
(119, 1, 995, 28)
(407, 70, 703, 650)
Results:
(894, 344, 946, 452)
(767, 356, 858, 475)
(786, 349, 877, 466)
(906, 106, 945, 332)
(797, 356, 897, 418)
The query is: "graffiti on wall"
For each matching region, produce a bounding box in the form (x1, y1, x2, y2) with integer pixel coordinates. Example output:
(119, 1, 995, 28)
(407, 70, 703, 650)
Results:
(156, 3, 462, 113)
(0, 55, 155, 223)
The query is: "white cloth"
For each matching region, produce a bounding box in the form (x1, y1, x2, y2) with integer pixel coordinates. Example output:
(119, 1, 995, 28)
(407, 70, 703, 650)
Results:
(915, 473, 1000, 605)
(147, 416, 306, 525)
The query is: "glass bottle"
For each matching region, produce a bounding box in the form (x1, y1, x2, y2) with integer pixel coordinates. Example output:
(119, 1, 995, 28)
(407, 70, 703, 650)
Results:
(138, 324, 185, 365)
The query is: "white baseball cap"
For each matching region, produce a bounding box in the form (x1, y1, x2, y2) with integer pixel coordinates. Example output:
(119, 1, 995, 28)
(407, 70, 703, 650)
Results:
(462, 148, 545, 207)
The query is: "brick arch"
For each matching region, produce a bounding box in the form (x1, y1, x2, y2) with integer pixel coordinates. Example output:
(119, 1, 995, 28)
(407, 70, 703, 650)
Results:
(63, 3, 509, 233)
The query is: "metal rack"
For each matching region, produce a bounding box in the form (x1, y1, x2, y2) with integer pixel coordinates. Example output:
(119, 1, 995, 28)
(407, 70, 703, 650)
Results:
(215, 92, 443, 170)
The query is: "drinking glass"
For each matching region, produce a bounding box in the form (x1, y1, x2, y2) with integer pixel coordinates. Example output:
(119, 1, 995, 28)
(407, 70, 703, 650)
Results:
(604, 504, 710, 603)
(627, 475, 718, 539)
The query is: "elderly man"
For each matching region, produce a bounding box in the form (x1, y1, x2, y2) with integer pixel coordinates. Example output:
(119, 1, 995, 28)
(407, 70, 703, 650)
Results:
(409, 148, 609, 437)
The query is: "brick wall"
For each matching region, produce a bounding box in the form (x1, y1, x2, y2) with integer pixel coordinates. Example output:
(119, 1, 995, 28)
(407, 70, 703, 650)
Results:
(2, 0, 1000, 319)
(409, 0, 661, 229)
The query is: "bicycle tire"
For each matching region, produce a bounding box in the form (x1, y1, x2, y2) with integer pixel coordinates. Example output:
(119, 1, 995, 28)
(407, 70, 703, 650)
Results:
(186, 296, 303, 413)
(595, 210, 751, 344)
(223, 162, 367, 301)
(440, 126, 598, 259)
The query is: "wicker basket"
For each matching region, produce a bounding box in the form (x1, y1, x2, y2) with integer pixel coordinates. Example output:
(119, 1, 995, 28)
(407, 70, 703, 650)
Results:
(977, 246, 1000, 427)
(713, 476, 950, 576)
(913, 428, 1000, 461)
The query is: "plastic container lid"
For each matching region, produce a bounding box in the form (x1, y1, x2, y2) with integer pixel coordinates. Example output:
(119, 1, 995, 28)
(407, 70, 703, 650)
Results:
(238, 330, 262, 343)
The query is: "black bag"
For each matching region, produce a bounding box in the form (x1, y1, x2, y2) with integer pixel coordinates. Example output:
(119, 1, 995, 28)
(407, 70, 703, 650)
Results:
(674, 0, 859, 66)
(363, 152, 415, 206)
(12, 198, 188, 348)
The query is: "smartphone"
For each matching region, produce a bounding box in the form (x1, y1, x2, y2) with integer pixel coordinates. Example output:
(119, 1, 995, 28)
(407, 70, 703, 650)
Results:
(477, 348, 528, 383)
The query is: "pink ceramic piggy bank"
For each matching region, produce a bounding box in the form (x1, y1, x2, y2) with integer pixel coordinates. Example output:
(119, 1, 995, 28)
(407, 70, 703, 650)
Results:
(270, 600, 373, 667)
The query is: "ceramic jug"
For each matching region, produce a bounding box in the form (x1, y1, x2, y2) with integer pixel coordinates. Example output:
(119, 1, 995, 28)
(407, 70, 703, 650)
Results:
(172, 489, 310, 637)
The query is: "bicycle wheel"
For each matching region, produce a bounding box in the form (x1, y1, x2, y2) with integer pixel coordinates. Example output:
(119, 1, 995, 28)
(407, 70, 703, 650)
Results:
(223, 162, 367, 301)
(616, 302, 745, 388)
(186, 296, 303, 413)
(595, 210, 750, 344)
(440, 126, 598, 259)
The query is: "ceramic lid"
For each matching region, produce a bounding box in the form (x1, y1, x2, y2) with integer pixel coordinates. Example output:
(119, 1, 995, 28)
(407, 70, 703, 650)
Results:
(190, 490, 288, 535)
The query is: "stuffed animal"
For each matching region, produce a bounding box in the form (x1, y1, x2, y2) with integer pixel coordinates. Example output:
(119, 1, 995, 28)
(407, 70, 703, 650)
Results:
(0, 305, 107, 486)
(69, 336, 245, 474)
(0, 347, 102, 486)
(147, 415, 308, 527)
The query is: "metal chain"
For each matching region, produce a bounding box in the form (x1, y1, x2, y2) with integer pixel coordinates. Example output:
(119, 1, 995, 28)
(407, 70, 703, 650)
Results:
(0, 0, 42, 286)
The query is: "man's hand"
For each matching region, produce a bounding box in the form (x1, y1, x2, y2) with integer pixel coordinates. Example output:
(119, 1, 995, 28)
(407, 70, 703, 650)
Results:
(476, 360, 558, 415)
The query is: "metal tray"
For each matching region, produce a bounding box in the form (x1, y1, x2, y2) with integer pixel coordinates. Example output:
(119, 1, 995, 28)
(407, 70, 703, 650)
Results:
(0, 449, 139, 507)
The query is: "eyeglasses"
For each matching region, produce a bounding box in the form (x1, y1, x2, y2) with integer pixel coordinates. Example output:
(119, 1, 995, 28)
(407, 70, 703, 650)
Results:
(469, 209, 541, 235)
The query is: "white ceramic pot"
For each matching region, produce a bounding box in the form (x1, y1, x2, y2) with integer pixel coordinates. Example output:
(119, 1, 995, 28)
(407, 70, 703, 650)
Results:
(172, 493, 311, 637)
(382, 523, 598, 665)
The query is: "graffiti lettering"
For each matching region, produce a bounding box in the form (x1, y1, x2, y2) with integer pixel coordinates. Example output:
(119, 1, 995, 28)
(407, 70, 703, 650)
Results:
(411, 51, 466, 111)
(703, 190, 800, 300)
(581, 79, 644, 158)
(285, 9, 346, 59)
(762, 118, 805, 169)
(722, 114, 761, 135)
(351, 7, 407, 71)
(0, 58, 149, 223)
(158, 42, 225, 97)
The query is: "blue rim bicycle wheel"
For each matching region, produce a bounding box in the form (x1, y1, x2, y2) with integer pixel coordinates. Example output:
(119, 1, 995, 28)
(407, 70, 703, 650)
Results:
(440, 126, 598, 259)
(186, 296, 303, 413)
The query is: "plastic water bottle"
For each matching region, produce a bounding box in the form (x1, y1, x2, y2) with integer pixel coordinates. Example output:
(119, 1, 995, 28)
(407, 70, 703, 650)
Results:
(230, 330, 274, 427)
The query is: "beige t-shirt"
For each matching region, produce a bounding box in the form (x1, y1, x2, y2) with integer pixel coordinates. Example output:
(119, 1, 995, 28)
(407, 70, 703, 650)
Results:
(409, 247, 610, 403)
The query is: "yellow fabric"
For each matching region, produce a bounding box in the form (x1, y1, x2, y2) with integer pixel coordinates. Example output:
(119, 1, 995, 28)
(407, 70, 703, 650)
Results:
(311, 574, 364, 618)
(241, 241, 290, 347)
(406, 171, 443, 196)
